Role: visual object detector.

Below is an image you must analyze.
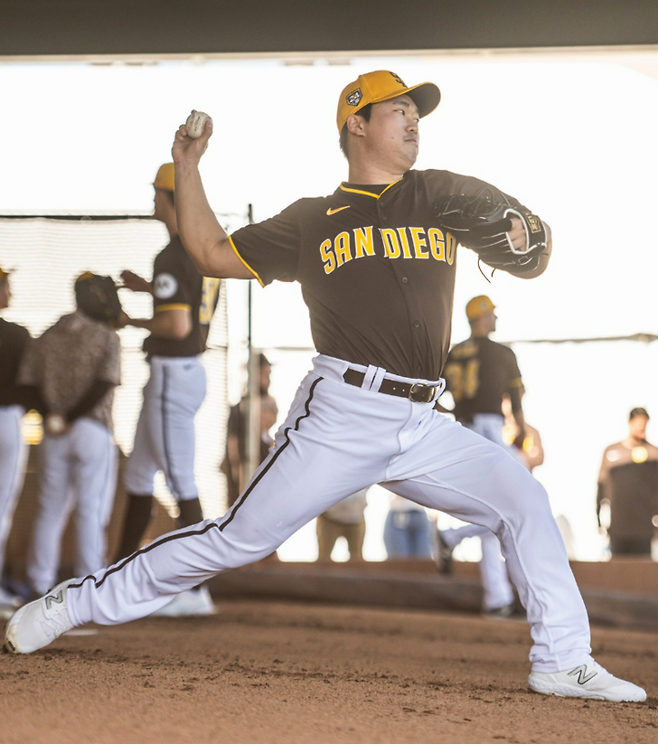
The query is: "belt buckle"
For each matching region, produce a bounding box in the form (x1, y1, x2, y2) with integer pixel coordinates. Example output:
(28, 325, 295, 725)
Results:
(409, 382, 437, 403)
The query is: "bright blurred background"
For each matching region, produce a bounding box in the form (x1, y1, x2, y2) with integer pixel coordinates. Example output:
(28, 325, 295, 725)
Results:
(2, 52, 658, 562)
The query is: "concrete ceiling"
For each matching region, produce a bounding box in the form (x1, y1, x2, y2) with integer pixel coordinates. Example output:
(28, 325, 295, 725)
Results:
(2, 1, 658, 60)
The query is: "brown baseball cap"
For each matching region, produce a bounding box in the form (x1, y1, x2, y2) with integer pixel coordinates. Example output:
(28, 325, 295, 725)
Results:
(336, 70, 441, 132)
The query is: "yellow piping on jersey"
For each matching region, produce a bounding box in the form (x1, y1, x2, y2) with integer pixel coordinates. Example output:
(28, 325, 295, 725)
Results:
(228, 235, 265, 287)
(339, 179, 402, 199)
(155, 303, 191, 312)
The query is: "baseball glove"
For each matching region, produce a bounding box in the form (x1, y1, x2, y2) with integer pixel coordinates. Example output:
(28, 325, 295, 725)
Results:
(74, 273, 123, 327)
(434, 191, 547, 274)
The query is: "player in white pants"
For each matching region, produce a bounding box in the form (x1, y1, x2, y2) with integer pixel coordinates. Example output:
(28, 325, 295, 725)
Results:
(5, 70, 646, 702)
(438, 412, 518, 615)
(0, 267, 31, 615)
(27, 419, 117, 595)
(122, 355, 206, 505)
(17, 274, 122, 598)
(0, 406, 28, 577)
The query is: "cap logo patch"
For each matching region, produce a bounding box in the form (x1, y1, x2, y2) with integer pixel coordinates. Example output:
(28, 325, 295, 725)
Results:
(390, 72, 406, 87)
(346, 88, 362, 107)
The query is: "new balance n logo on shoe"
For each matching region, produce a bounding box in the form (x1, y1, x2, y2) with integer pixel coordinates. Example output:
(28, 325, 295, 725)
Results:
(567, 665, 598, 685)
(44, 589, 65, 611)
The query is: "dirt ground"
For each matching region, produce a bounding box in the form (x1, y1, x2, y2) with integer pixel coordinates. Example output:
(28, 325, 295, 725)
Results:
(1, 599, 657, 744)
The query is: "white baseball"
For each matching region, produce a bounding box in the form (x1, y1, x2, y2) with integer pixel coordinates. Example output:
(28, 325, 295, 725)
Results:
(185, 110, 211, 139)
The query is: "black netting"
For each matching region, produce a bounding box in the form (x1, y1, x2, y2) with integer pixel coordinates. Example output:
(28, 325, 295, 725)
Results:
(0, 215, 232, 517)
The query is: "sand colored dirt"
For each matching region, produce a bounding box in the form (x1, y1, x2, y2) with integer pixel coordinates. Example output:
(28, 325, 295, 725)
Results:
(2, 599, 657, 744)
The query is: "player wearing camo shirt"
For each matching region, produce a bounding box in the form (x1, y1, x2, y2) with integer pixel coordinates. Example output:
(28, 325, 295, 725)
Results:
(18, 274, 121, 596)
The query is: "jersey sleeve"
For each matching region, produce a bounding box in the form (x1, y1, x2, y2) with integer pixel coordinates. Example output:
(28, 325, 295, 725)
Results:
(228, 200, 303, 286)
(503, 348, 523, 411)
(598, 447, 613, 486)
(429, 169, 528, 212)
(152, 249, 195, 313)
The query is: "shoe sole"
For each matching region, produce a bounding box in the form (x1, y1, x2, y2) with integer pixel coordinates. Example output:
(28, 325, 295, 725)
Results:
(528, 678, 646, 703)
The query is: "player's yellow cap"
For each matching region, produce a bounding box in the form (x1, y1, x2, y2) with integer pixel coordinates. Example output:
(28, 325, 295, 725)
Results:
(466, 295, 496, 321)
(0, 266, 10, 282)
(75, 271, 95, 284)
(153, 163, 175, 192)
(336, 70, 441, 132)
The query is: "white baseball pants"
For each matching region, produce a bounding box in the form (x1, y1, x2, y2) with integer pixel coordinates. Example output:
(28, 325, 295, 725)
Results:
(443, 412, 517, 611)
(0, 405, 28, 577)
(66, 355, 591, 673)
(123, 355, 206, 501)
(27, 418, 117, 595)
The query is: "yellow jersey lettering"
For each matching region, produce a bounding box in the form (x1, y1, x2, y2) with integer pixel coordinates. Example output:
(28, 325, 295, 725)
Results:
(428, 228, 446, 261)
(409, 227, 429, 259)
(397, 228, 413, 259)
(199, 277, 220, 325)
(381, 228, 401, 259)
(353, 226, 375, 258)
(335, 231, 352, 267)
(320, 239, 336, 275)
(446, 232, 457, 265)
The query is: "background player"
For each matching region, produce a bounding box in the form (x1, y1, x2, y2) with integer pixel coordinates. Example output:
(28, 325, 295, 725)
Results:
(221, 353, 275, 508)
(597, 407, 658, 556)
(436, 295, 526, 618)
(5, 70, 646, 703)
(18, 273, 121, 596)
(115, 163, 219, 616)
(0, 267, 32, 616)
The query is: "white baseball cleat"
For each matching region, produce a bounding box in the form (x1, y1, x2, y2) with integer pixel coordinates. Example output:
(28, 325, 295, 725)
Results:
(151, 586, 216, 618)
(4, 580, 75, 654)
(528, 661, 646, 702)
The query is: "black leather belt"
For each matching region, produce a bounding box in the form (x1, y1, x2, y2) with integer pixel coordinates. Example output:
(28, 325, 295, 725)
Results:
(343, 368, 440, 404)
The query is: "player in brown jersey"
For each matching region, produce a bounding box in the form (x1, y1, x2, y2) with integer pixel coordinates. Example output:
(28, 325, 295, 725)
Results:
(114, 163, 220, 616)
(437, 296, 527, 617)
(6, 71, 646, 703)
(0, 267, 32, 616)
(597, 407, 658, 556)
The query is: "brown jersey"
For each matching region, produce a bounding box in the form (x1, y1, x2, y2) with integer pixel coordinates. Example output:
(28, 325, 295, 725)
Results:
(443, 336, 522, 421)
(229, 169, 528, 380)
(144, 235, 220, 358)
(0, 317, 31, 407)
(597, 441, 658, 541)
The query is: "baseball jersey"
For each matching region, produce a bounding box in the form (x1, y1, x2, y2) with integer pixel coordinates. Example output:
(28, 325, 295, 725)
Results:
(18, 310, 121, 431)
(0, 317, 31, 407)
(144, 235, 220, 358)
(443, 336, 523, 420)
(229, 169, 526, 380)
(597, 441, 658, 540)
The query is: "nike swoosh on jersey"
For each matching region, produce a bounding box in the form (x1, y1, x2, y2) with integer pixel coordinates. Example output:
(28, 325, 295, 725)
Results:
(326, 206, 351, 216)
